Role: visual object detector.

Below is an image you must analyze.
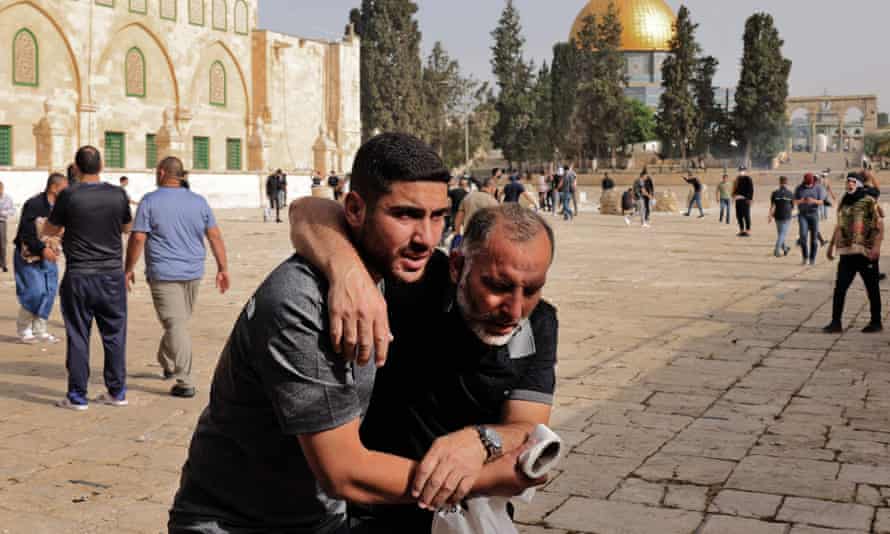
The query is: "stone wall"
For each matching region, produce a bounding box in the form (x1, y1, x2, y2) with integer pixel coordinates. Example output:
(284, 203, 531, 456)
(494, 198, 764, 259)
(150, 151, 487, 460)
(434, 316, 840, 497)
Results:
(0, 0, 360, 176)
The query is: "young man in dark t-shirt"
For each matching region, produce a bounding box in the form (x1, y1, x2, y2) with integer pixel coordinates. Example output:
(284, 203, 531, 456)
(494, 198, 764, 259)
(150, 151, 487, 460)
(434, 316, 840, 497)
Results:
(43, 146, 133, 410)
(170, 134, 540, 534)
(768, 176, 794, 257)
(683, 174, 704, 218)
(502, 174, 525, 203)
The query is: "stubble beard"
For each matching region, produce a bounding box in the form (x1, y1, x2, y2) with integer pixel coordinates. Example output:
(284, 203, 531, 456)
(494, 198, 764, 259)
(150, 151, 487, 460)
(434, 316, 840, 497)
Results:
(456, 264, 518, 347)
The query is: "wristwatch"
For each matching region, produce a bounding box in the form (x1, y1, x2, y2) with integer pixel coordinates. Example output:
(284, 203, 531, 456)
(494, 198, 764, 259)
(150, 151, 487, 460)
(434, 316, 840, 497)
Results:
(474, 425, 504, 463)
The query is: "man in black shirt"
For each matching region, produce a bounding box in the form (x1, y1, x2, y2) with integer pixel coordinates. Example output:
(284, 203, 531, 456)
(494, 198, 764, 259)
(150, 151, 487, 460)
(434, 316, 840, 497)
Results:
(13, 173, 67, 343)
(683, 173, 705, 218)
(734, 171, 755, 237)
(328, 171, 342, 201)
(768, 176, 794, 257)
(446, 176, 470, 236)
(43, 146, 133, 410)
(289, 202, 558, 532)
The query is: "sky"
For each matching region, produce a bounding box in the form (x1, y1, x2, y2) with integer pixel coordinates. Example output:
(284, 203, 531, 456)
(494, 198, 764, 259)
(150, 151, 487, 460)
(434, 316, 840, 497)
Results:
(258, 1, 889, 113)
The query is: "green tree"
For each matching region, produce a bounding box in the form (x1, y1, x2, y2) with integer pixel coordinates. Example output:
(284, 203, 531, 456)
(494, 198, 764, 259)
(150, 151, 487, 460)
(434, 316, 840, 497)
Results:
(490, 0, 536, 166)
(734, 13, 792, 167)
(529, 62, 555, 164)
(692, 55, 719, 155)
(571, 2, 627, 161)
(656, 5, 700, 161)
(350, 0, 426, 140)
(549, 42, 578, 159)
(623, 98, 657, 146)
(421, 42, 462, 156)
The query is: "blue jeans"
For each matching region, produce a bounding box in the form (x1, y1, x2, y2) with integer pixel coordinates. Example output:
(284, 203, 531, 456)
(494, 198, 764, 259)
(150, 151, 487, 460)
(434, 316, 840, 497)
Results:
(561, 192, 574, 220)
(687, 192, 703, 216)
(798, 212, 820, 263)
(13, 246, 59, 319)
(775, 219, 791, 256)
(821, 203, 830, 220)
(719, 199, 731, 223)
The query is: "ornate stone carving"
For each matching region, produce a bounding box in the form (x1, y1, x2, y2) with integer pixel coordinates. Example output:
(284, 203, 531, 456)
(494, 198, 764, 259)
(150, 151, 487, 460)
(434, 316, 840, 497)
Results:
(125, 48, 145, 97)
(161, 0, 176, 20)
(210, 62, 226, 106)
(189, 0, 204, 25)
(14, 30, 37, 86)
(234, 1, 248, 33)
(213, 0, 226, 30)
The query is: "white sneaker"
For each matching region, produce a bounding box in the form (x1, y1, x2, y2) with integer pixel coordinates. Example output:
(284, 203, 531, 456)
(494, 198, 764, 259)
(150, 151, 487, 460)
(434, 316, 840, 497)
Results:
(643, 223, 651, 228)
(56, 397, 88, 411)
(20, 334, 38, 344)
(624, 216, 631, 225)
(95, 392, 128, 407)
(37, 333, 60, 344)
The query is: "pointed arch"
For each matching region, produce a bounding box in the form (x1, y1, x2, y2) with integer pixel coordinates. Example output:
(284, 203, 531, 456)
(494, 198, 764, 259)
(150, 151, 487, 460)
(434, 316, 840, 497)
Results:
(212, 0, 226, 31)
(97, 21, 180, 108)
(233, 0, 248, 35)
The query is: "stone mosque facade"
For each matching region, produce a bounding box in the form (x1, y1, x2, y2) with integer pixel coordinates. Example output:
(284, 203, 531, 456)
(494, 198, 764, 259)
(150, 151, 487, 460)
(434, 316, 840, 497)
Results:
(0, 0, 361, 183)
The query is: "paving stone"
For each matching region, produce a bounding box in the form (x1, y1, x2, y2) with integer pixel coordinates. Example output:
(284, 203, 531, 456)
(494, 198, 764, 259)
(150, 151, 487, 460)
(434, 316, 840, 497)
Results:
(646, 392, 717, 417)
(609, 478, 665, 506)
(660, 429, 758, 460)
(876, 508, 890, 534)
(663, 484, 709, 512)
(544, 454, 640, 499)
(839, 464, 890, 486)
(635, 453, 735, 485)
(727, 456, 854, 502)
(547, 497, 703, 534)
(514, 491, 568, 524)
(855, 484, 883, 506)
(699, 515, 788, 534)
(708, 490, 784, 519)
(788, 526, 867, 534)
(576, 424, 674, 458)
(776, 497, 874, 530)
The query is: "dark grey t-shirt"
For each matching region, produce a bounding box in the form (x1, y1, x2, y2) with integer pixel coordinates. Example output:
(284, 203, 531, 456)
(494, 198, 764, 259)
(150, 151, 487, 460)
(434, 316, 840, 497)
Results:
(171, 254, 376, 532)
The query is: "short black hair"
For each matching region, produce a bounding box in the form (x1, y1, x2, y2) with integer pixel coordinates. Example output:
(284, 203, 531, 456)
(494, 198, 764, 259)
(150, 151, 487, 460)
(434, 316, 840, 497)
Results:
(491, 168, 500, 177)
(350, 133, 449, 204)
(119, 176, 129, 183)
(158, 156, 185, 178)
(46, 172, 66, 192)
(75, 145, 102, 175)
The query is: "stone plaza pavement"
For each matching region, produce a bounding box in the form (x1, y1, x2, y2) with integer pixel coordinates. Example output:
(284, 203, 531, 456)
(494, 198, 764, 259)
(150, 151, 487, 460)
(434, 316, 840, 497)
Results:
(1, 199, 890, 533)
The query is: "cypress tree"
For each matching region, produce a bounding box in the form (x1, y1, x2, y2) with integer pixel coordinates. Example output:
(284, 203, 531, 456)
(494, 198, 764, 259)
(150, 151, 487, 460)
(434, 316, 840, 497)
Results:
(352, 0, 426, 140)
(490, 0, 535, 166)
(529, 62, 554, 164)
(692, 55, 719, 155)
(734, 13, 792, 167)
(549, 42, 578, 159)
(656, 5, 700, 162)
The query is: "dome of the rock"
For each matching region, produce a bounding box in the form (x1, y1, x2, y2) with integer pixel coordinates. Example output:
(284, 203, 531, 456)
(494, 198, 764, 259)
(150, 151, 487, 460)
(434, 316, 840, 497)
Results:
(570, 0, 676, 51)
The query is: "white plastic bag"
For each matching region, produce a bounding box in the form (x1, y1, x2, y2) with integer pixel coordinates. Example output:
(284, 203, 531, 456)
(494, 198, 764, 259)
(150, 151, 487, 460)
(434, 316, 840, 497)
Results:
(431, 425, 564, 534)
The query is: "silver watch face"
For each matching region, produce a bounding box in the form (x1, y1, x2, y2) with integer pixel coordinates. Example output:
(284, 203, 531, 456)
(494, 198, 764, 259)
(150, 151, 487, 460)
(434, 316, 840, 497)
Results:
(483, 427, 503, 451)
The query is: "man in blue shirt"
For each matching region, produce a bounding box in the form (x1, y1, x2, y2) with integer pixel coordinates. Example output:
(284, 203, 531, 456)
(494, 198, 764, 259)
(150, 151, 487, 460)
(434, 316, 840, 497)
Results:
(124, 156, 230, 398)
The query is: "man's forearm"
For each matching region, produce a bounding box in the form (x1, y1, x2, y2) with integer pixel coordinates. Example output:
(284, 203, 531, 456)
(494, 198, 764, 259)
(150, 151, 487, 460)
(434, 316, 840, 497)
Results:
(289, 197, 360, 280)
(342, 449, 418, 505)
(124, 235, 145, 273)
(208, 233, 228, 272)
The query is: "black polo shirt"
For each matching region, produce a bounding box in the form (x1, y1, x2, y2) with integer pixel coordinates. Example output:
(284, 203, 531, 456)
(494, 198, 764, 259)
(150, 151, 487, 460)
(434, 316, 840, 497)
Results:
(356, 251, 558, 530)
(771, 187, 794, 221)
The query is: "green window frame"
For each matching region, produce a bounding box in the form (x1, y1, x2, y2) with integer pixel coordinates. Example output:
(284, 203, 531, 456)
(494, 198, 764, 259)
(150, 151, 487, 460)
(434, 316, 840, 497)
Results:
(0, 126, 12, 166)
(234, 0, 248, 35)
(95, 0, 115, 7)
(193, 136, 210, 170)
(145, 134, 158, 168)
(209, 60, 227, 107)
(125, 47, 146, 98)
(189, 0, 205, 26)
(12, 28, 39, 87)
(129, 0, 147, 14)
(161, 0, 178, 21)
(212, 0, 227, 31)
(105, 132, 126, 169)
(226, 138, 242, 171)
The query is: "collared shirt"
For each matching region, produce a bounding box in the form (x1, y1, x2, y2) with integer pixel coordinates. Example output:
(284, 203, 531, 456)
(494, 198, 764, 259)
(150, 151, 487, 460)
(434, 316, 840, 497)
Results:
(356, 251, 558, 531)
(794, 183, 825, 215)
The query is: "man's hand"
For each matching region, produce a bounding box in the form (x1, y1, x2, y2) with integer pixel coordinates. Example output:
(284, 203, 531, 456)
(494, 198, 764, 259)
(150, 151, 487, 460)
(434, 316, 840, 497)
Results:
(413, 427, 487, 510)
(216, 271, 230, 294)
(869, 246, 881, 262)
(328, 265, 391, 367)
(41, 247, 57, 263)
(767, 216, 773, 223)
(827, 245, 836, 262)
(126, 271, 136, 292)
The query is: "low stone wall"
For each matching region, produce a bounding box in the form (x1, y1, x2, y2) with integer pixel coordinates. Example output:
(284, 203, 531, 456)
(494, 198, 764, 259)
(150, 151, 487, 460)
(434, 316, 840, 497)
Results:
(653, 190, 680, 213)
(599, 189, 623, 215)
(0, 170, 313, 210)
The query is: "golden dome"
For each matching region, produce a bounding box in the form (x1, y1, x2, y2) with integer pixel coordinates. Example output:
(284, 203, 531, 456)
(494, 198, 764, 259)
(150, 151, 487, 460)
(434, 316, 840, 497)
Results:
(570, 0, 676, 51)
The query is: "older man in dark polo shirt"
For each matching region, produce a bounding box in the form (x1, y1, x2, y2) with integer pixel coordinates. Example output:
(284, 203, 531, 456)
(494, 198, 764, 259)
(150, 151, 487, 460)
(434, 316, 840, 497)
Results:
(290, 202, 558, 532)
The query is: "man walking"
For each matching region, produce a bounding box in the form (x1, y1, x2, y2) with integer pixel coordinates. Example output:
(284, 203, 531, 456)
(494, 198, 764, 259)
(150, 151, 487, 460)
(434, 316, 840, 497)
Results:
(794, 173, 825, 266)
(0, 181, 14, 272)
(717, 174, 732, 225)
(824, 175, 884, 334)
(125, 156, 230, 398)
(13, 173, 67, 343)
(265, 170, 283, 223)
(43, 146, 133, 410)
(768, 176, 794, 257)
(632, 173, 651, 228)
(683, 173, 705, 218)
(453, 177, 499, 248)
(734, 171, 755, 237)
